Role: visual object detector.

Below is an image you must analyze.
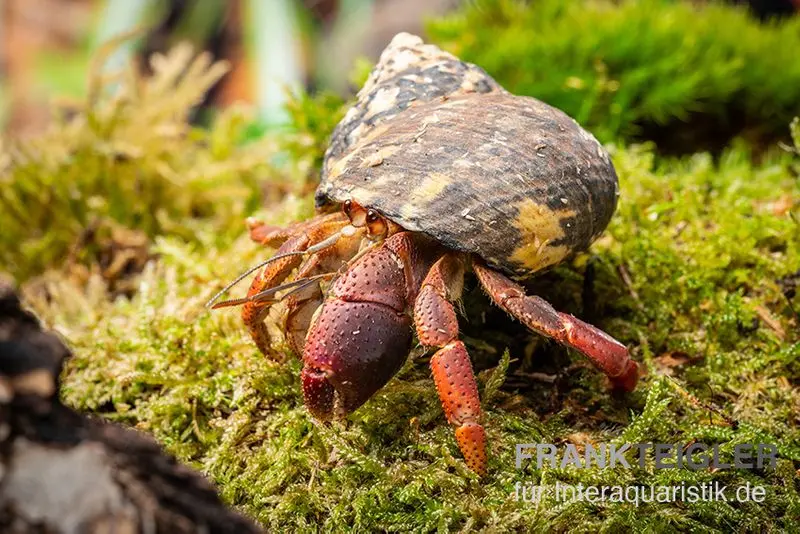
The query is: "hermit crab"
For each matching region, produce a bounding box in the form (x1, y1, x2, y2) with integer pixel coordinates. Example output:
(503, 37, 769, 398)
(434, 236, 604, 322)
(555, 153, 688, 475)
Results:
(209, 34, 639, 475)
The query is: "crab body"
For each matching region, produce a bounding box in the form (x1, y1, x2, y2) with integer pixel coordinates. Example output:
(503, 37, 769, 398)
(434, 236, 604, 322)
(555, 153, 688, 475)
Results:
(213, 34, 639, 475)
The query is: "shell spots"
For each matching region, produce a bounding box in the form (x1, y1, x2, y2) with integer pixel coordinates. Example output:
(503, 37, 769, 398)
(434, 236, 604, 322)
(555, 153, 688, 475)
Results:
(327, 149, 358, 181)
(412, 172, 450, 202)
(359, 144, 401, 169)
(322, 33, 503, 175)
(365, 86, 402, 117)
(451, 158, 475, 170)
(509, 198, 576, 272)
(321, 91, 618, 278)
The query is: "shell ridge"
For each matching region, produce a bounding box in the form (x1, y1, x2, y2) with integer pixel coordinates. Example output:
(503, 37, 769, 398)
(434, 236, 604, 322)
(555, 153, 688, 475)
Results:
(319, 35, 618, 276)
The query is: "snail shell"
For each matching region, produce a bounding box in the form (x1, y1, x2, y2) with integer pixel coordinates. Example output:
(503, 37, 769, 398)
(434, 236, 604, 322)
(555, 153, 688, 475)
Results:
(317, 35, 618, 277)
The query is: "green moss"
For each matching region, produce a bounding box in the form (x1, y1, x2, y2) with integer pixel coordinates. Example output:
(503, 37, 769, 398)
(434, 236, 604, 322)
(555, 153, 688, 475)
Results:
(0, 42, 271, 281)
(4, 24, 800, 534)
(427, 0, 800, 150)
(14, 135, 797, 531)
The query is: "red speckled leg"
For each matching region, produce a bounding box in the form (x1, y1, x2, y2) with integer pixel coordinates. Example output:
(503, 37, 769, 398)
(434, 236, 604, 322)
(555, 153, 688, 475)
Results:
(242, 213, 357, 357)
(473, 262, 639, 391)
(414, 254, 487, 475)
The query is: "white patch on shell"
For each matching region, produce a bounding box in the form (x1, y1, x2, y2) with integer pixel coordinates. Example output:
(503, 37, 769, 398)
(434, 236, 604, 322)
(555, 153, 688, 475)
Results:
(383, 46, 438, 75)
(399, 199, 421, 222)
(356, 33, 473, 101)
(341, 105, 360, 124)
(437, 98, 471, 110)
(452, 158, 476, 169)
(365, 86, 401, 118)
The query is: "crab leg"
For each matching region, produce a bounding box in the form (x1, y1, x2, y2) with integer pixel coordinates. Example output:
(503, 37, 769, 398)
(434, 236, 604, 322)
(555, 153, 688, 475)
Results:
(473, 262, 639, 391)
(247, 218, 290, 247)
(246, 213, 347, 247)
(241, 213, 354, 357)
(414, 254, 487, 475)
(241, 233, 312, 357)
(283, 257, 326, 356)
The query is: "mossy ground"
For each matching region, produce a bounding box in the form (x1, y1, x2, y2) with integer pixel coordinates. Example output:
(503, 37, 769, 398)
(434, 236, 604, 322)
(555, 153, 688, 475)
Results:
(2, 9, 800, 533)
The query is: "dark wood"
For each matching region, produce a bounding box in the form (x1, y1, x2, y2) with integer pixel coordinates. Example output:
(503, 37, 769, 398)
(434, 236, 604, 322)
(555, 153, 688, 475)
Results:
(0, 282, 262, 534)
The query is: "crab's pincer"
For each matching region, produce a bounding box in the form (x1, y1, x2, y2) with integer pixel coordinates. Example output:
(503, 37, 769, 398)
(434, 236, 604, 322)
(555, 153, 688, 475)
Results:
(302, 299, 412, 419)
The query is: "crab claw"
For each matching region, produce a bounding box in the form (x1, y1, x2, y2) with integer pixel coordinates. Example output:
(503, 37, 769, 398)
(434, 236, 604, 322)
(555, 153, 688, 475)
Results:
(301, 299, 412, 420)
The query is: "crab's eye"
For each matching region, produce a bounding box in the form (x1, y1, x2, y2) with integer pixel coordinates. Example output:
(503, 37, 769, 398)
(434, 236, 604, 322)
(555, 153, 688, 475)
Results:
(342, 199, 352, 215)
(365, 210, 387, 238)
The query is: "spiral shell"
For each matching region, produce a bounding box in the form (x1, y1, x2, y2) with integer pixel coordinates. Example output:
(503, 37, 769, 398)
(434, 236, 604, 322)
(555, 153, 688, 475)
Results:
(317, 34, 618, 277)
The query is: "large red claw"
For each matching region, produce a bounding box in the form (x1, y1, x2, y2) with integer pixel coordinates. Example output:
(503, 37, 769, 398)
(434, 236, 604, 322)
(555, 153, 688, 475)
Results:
(301, 366, 336, 419)
(301, 299, 412, 419)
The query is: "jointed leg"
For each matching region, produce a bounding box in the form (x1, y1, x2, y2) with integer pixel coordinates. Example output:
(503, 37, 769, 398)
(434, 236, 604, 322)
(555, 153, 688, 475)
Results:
(242, 214, 360, 357)
(246, 212, 349, 248)
(242, 234, 313, 357)
(283, 269, 324, 356)
(473, 262, 638, 391)
(413, 254, 487, 475)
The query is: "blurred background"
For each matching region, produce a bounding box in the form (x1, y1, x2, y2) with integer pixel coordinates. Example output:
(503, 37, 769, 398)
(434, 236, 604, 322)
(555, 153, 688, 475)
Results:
(2, 0, 798, 138)
(0, 0, 463, 136)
